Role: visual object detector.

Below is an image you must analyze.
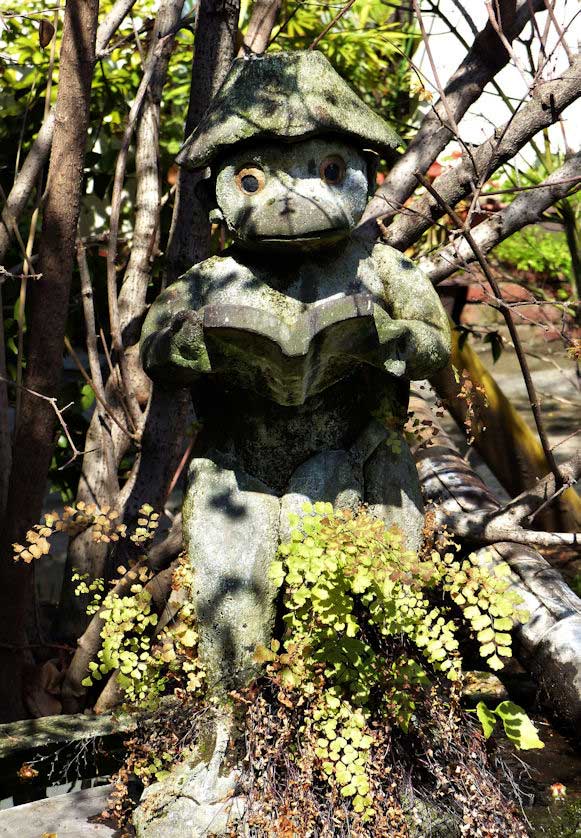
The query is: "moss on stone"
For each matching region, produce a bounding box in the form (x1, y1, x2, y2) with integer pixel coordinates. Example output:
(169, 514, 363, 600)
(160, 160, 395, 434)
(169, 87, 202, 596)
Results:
(177, 51, 402, 171)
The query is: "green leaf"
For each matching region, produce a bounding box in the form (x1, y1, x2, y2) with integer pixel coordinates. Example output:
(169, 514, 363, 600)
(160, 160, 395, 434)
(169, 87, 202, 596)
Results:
(487, 654, 504, 671)
(493, 617, 513, 631)
(472, 613, 492, 630)
(494, 701, 544, 750)
(477, 627, 495, 643)
(80, 382, 95, 411)
(476, 701, 497, 739)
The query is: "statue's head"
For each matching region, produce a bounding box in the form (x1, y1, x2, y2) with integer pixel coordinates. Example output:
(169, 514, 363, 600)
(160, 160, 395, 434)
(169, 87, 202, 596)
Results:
(211, 136, 372, 250)
(177, 51, 402, 252)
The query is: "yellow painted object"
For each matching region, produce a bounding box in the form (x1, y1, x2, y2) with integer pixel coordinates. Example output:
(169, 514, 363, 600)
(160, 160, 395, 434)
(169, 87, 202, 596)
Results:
(430, 327, 581, 533)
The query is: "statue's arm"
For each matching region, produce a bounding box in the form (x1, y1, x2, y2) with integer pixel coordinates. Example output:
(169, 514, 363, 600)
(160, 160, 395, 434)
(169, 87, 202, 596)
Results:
(140, 272, 211, 387)
(372, 243, 451, 380)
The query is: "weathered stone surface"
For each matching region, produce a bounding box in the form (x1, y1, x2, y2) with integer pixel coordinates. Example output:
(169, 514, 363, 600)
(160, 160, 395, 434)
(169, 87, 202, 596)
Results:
(364, 439, 425, 552)
(215, 137, 369, 248)
(280, 449, 363, 541)
(134, 760, 244, 838)
(138, 46, 453, 838)
(529, 615, 581, 725)
(176, 51, 401, 171)
(140, 238, 450, 402)
(183, 455, 280, 690)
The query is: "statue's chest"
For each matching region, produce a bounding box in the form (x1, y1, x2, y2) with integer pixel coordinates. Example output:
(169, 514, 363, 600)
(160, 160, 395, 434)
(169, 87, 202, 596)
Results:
(194, 247, 384, 318)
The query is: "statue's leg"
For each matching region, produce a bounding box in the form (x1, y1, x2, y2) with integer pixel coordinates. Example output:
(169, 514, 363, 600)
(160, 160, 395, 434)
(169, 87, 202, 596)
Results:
(280, 449, 363, 540)
(363, 433, 424, 552)
(183, 452, 280, 691)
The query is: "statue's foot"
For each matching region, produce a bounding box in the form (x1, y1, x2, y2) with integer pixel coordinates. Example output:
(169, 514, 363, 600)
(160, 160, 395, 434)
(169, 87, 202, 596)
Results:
(133, 713, 246, 837)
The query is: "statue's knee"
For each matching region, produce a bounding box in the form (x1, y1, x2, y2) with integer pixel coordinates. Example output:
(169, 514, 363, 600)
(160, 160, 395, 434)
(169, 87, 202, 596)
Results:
(280, 450, 363, 541)
(364, 439, 424, 552)
(183, 455, 280, 688)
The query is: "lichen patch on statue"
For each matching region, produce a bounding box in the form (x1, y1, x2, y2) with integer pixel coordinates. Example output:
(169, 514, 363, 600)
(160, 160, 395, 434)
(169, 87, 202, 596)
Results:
(140, 50, 451, 697)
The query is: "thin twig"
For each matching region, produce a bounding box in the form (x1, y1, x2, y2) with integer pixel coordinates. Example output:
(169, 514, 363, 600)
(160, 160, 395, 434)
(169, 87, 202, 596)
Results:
(164, 433, 196, 504)
(308, 0, 358, 50)
(411, 0, 460, 138)
(542, 0, 574, 65)
(0, 374, 83, 467)
(526, 482, 570, 524)
(416, 171, 563, 488)
(485, 0, 530, 87)
(63, 336, 138, 444)
(0, 265, 42, 283)
(76, 239, 106, 404)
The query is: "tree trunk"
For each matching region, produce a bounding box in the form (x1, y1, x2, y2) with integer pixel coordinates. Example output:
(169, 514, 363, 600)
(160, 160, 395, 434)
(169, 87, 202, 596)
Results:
(55, 0, 186, 647)
(0, 286, 9, 521)
(242, 0, 281, 55)
(165, 0, 241, 281)
(412, 396, 581, 724)
(0, 0, 100, 722)
(60, 0, 242, 709)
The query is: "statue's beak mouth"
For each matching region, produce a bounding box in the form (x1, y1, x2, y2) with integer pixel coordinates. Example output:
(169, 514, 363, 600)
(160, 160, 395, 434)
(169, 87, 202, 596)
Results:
(248, 228, 347, 244)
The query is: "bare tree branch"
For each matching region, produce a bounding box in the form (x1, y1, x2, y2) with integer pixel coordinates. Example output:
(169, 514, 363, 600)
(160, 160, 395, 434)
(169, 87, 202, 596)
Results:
(61, 0, 242, 706)
(0, 375, 84, 468)
(421, 151, 581, 283)
(106, 45, 169, 432)
(165, 0, 242, 280)
(430, 326, 581, 532)
(57, 0, 186, 649)
(309, 0, 358, 51)
(359, 0, 545, 236)
(412, 396, 580, 548)
(0, 111, 56, 265)
(489, 451, 581, 528)
(95, 0, 137, 57)
(0, 0, 100, 723)
(384, 53, 581, 251)
(242, 0, 282, 54)
(417, 171, 564, 485)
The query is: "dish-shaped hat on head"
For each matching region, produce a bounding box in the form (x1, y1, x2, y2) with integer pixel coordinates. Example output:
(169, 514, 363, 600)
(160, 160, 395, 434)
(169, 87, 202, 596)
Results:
(176, 50, 402, 171)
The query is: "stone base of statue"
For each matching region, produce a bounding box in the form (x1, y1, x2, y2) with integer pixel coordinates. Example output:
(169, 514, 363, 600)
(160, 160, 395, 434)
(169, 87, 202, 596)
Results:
(133, 717, 246, 838)
(133, 763, 245, 838)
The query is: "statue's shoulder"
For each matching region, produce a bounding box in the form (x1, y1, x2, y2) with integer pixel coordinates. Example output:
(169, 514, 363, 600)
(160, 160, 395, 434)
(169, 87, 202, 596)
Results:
(369, 241, 424, 285)
(181, 253, 253, 288)
(158, 254, 257, 309)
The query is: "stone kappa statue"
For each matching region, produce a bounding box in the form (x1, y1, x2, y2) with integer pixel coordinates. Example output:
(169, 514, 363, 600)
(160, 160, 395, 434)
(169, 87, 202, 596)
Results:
(140, 50, 451, 693)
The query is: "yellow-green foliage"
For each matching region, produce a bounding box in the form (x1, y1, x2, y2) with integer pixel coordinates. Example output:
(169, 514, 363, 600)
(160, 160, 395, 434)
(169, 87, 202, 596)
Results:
(79, 581, 162, 702)
(265, 503, 529, 819)
(13, 501, 130, 562)
(77, 558, 205, 706)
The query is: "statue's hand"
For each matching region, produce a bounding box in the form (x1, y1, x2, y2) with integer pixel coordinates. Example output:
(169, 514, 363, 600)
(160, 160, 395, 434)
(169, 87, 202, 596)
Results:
(372, 305, 408, 377)
(168, 309, 211, 372)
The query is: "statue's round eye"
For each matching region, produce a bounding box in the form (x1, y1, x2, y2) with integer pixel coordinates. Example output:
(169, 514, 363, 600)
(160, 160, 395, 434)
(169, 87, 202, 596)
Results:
(235, 166, 265, 195)
(320, 155, 346, 185)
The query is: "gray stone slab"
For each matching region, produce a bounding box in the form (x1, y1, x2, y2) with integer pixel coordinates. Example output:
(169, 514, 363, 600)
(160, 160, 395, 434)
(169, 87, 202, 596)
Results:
(0, 784, 115, 837)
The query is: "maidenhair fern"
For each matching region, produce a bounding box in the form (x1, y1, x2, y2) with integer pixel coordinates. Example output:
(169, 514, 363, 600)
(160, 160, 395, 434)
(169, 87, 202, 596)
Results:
(264, 502, 534, 819)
